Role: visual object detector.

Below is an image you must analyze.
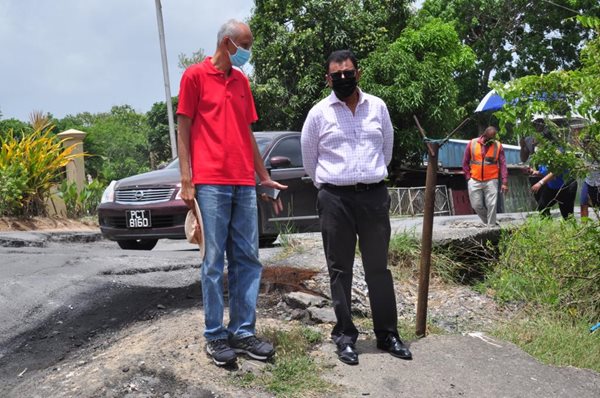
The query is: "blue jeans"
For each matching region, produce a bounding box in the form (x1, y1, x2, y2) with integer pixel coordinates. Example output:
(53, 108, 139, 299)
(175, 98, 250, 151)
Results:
(196, 185, 262, 341)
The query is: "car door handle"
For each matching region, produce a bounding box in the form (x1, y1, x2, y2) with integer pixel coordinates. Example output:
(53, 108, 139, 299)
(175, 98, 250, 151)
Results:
(301, 176, 313, 183)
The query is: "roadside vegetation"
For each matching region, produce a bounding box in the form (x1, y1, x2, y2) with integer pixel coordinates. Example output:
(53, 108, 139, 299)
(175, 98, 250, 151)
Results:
(231, 326, 332, 397)
(387, 215, 600, 373)
(487, 216, 600, 373)
(0, 114, 83, 217)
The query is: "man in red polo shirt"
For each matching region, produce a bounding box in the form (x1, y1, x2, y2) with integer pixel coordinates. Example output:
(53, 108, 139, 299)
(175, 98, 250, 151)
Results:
(176, 19, 286, 367)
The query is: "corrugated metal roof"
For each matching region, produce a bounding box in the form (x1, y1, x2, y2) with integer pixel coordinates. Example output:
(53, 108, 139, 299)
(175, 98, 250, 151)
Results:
(432, 139, 521, 168)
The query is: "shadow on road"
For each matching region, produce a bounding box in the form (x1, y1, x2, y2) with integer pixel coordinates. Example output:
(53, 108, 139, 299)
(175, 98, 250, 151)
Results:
(0, 280, 201, 391)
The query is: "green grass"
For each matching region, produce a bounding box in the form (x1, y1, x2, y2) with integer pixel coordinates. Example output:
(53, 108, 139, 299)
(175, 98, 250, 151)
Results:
(486, 216, 600, 320)
(387, 232, 489, 284)
(491, 309, 600, 373)
(231, 326, 332, 397)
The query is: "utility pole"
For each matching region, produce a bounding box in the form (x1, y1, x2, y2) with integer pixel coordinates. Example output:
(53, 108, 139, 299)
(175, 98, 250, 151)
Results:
(154, 0, 177, 159)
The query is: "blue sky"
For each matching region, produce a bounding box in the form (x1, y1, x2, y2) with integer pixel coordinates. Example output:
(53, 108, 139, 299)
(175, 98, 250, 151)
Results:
(0, 0, 254, 121)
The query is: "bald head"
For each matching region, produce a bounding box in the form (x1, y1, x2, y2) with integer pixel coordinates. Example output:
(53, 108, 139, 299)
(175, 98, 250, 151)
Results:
(483, 126, 498, 140)
(216, 19, 252, 49)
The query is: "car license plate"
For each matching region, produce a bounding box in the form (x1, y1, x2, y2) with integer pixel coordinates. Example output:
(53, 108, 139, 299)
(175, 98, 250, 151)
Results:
(126, 210, 152, 228)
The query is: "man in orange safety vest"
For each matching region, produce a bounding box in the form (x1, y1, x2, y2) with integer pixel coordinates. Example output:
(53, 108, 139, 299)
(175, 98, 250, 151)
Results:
(461, 126, 509, 226)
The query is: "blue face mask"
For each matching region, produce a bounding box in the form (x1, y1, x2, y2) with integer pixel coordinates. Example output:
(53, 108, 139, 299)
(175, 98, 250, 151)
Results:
(229, 39, 251, 67)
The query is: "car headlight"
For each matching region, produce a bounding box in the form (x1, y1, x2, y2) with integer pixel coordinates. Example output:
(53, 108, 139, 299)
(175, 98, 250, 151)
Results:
(101, 180, 117, 203)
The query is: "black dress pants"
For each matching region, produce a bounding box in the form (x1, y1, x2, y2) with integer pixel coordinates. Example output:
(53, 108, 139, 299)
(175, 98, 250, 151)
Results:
(537, 180, 578, 219)
(317, 184, 398, 346)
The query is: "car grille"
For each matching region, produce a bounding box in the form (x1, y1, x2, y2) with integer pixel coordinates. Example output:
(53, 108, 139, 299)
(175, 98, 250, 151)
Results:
(115, 188, 175, 203)
(101, 214, 186, 229)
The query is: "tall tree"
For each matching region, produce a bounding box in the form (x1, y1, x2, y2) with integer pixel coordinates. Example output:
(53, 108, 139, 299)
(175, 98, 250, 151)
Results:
(420, 0, 600, 107)
(147, 97, 178, 167)
(0, 118, 32, 140)
(360, 18, 476, 167)
(178, 48, 206, 70)
(249, 0, 411, 131)
(58, 106, 151, 182)
(494, 16, 600, 179)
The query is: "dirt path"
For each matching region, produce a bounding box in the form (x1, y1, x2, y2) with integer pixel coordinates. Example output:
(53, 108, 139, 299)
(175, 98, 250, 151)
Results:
(0, 217, 98, 232)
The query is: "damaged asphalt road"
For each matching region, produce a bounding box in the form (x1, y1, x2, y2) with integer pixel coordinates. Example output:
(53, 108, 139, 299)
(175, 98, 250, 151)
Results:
(0, 237, 280, 395)
(1, 224, 599, 398)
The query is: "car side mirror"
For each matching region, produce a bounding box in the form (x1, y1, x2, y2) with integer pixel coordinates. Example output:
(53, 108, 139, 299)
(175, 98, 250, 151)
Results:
(269, 156, 292, 169)
(156, 162, 168, 170)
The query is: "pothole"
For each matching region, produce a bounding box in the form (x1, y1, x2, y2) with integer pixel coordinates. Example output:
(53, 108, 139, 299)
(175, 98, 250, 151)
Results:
(101, 263, 200, 275)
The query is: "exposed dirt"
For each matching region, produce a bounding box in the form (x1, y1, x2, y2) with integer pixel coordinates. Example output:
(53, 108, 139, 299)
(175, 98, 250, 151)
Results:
(0, 225, 522, 398)
(0, 217, 98, 232)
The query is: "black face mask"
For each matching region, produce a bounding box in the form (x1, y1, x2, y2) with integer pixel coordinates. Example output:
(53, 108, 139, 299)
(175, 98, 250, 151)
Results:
(331, 76, 357, 100)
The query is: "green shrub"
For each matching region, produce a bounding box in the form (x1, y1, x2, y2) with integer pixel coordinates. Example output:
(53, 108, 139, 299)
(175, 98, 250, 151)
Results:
(0, 162, 29, 216)
(487, 216, 600, 320)
(58, 179, 105, 218)
(0, 126, 82, 216)
(387, 233, 490, 284)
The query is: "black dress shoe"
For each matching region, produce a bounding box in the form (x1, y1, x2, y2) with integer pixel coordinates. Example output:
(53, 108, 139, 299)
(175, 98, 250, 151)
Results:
(336, 343, 359, 365)
(377, 334, 412, 360)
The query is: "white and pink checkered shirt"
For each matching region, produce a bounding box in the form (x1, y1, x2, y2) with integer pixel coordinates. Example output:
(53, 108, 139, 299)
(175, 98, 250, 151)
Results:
(301, 90, 394, 187)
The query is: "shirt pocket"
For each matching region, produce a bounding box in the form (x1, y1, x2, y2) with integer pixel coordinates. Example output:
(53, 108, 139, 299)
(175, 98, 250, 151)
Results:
(360, 119, 384, 146)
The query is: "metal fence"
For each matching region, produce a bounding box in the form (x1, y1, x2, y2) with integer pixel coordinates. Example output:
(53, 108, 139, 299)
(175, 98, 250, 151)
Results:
(388, 185, 451, 216)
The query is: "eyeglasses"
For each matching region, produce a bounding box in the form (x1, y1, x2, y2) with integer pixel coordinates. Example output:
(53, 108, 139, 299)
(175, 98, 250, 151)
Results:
(328, 69, 356, 81)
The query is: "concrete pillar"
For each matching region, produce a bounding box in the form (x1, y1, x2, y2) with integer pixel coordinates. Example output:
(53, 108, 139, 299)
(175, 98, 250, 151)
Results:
(57, 129, 86, 192)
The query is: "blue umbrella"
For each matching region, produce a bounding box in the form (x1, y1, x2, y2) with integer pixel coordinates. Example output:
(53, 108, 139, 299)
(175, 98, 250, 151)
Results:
(475, 90, 505, 112)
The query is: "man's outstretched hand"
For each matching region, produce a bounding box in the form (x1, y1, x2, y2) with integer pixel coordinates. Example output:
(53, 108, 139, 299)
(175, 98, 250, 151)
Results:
(259, 179, 288, 215)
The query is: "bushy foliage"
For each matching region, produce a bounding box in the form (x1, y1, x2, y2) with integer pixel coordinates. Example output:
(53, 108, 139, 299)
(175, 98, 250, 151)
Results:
(0, 162, 28, 216)
(147, 97, 178, 167)
(249, 0, 411, 131)
(487, 216, 600, 320)
(0, 126, 82, 216)
(58, 105, 151, 182)
(0, 118, 33, 141)
(360, 18, 476, 166)
(58, 179, 105, 218)
(493, 16, 600, 173)
(420, 0, 600, 107)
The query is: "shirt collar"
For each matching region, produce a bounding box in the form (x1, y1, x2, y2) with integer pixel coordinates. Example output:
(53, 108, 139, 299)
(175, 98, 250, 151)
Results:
(478, 135, 497, 145)
(204, 56, 239, 80)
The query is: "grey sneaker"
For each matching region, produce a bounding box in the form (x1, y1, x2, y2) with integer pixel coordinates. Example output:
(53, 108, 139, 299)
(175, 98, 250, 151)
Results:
(206, 339, 237, 366)
(229, 335, 275, 361)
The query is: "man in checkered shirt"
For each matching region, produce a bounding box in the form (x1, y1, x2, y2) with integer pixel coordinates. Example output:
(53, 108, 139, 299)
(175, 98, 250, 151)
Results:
(301, 50, 412, 366)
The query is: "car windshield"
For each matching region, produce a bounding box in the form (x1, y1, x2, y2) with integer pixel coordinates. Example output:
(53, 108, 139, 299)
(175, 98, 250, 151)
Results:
(165, 159, 179, 169)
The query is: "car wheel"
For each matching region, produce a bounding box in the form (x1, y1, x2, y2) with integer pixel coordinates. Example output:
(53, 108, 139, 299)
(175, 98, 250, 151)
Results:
(117, 239, 158, 251)
(259, 235, 278, 248)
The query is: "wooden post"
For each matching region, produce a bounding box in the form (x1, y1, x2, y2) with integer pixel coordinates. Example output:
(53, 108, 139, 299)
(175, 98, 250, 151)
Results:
(412, 116, 469, 337)
(416, 141, 439, 337)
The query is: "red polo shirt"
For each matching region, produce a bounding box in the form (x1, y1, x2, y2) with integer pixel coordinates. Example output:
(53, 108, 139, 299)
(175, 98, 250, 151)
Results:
(176, 57, 258, 185)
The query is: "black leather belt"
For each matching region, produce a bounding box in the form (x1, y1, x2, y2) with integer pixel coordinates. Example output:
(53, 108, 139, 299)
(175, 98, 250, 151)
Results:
(322, 181, 385, 192)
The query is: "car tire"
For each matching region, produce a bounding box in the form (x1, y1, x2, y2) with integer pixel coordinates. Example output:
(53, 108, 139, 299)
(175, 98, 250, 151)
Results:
(117, 239, 158, 251)
(259, 235, 278, 248)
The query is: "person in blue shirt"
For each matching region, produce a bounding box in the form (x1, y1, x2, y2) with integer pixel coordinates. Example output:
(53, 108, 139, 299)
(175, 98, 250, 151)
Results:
(530, 165, 577, 219)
